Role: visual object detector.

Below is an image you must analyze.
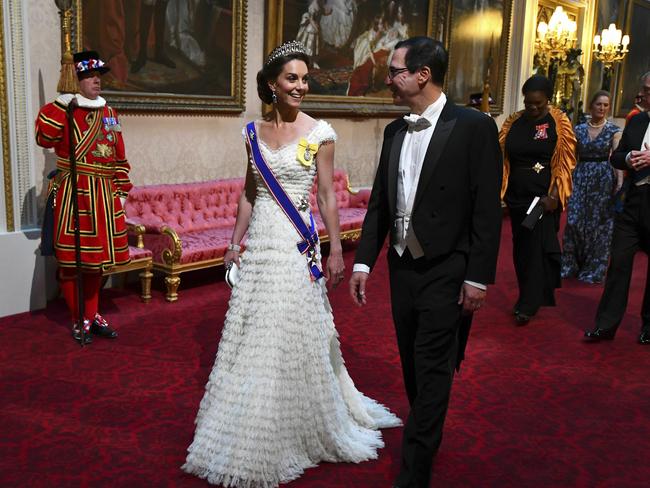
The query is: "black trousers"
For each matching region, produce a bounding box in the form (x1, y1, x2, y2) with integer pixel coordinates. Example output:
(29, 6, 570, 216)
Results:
(388, 248, 464, 488)
(508, 206, 561, 316)
(595, 184, 650, 333)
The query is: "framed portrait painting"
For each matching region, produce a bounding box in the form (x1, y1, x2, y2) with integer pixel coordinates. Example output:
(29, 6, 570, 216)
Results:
(73, 0, 246, 113)
(614, 0, 650, 117)
(265, 0, 435, 115)
(444, 0, 513, 115)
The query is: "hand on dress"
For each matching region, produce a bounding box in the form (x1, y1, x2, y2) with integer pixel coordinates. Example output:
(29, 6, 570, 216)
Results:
(629, 143, 650, 171)
(224, 249, 240, 269)
(349, 271, 368, 306)
(540, 195, 558, 212)
(613, 171, 625, 195)
(458, 282, 486, 315)
(325, 251, 345, 289)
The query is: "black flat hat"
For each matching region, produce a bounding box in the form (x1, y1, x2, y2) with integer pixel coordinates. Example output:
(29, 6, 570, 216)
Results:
(73, 50, 110, 76)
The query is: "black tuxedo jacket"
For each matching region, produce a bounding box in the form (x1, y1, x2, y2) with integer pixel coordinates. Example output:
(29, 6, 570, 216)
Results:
(611, 111, 650, 171)
(355, 101, 503, 285)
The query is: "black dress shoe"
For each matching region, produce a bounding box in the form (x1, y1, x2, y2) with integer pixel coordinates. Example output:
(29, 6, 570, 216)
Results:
(72, 321, 92, 345)
(584, 327, 616, 341)
(515, 313, 531, 326)
(90, 313, 118, 339)
(639, 330, 650, 345)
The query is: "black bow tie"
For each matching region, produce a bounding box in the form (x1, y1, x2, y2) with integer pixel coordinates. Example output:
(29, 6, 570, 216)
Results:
(403, 114, 432, 131)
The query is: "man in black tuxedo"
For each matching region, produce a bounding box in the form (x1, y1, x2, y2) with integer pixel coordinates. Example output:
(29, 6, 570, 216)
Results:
(586, 71, 650, 345)
(349, 37, 502, 488)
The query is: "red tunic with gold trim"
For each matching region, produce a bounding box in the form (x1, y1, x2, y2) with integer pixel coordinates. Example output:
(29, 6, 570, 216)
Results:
(35, 97, 132, 270)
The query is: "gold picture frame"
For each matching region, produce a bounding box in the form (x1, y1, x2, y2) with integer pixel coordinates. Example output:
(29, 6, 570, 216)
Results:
(72, 0, 246, 113)
(264, 0, 435, 116)
(444, 0, 513, 115)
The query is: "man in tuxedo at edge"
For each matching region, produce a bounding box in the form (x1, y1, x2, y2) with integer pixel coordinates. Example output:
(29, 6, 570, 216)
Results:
(349, 37, 503, 488)
(585, 71, 650, 345)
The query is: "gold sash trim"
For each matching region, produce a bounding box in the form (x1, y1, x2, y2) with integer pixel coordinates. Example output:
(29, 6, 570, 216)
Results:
(73, 109, 103, 161)
(57, 158, 116, 178)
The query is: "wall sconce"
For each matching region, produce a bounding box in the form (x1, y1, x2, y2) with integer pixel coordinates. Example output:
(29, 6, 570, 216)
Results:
(593, 23, 629, 70)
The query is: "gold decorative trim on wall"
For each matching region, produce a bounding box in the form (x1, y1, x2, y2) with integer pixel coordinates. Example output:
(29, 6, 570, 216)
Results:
(0, 0, 14, 232)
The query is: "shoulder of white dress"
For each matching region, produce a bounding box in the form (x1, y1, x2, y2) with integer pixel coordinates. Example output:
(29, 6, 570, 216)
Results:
(316, 119, 337, 145)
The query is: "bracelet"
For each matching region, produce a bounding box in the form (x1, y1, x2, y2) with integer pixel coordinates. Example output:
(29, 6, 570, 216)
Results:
(227, 243, 241, 252)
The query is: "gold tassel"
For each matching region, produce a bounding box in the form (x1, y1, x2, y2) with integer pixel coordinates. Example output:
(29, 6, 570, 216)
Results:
(56, 3, 78, 94)
(57, 51, 79, 94)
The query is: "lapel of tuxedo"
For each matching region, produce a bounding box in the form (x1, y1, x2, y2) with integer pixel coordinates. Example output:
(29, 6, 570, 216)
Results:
(412, 101, 457, 211)
(388, 122, 407, 217)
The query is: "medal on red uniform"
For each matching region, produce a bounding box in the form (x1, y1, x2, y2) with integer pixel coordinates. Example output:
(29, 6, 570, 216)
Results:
(102, 116, 121, 132)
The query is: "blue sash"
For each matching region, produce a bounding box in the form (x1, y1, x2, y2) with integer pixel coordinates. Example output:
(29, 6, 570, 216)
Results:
(245, 122, 324, 281)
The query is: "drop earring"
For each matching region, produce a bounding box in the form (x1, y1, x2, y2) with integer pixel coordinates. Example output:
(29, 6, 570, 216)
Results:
(272, 91, 278, 104)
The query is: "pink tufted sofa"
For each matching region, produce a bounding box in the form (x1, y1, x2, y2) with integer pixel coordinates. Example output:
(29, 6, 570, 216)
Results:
(124, 170, 370, 301)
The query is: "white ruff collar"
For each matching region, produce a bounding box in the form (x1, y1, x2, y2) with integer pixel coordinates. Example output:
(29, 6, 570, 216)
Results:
(76, 94, 106, 109)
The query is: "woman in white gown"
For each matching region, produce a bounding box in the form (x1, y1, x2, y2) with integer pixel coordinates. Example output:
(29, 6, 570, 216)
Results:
(182, 40, 401, 488)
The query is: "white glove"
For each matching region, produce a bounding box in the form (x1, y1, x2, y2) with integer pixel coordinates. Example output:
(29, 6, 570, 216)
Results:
(120, 196, 127, 209)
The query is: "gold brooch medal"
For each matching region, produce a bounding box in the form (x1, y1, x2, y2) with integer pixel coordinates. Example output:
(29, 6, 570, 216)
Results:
(532, 162, 545, 174)
(92, 143, 114, 158)
(296, 138, 319, 167)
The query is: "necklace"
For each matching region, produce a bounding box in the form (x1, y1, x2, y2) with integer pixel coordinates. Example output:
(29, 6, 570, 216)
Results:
(588, 119, 606, 128)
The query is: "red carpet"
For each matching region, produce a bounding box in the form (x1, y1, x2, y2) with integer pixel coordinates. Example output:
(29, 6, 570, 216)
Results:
(1, 218, 650, 488)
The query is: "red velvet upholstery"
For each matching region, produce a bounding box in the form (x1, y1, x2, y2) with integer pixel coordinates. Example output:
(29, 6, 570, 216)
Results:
(124, 178, 244, 266)
(128, 245, 152, 260)
(125, 179, 243, 234)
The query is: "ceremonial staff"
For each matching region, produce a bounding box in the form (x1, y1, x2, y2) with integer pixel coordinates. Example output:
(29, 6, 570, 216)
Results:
(67, 99, 86, 346)
(56, 0, 86, 346)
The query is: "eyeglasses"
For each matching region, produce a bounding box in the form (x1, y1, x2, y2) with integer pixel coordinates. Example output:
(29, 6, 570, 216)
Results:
(387, 66, 410, 80)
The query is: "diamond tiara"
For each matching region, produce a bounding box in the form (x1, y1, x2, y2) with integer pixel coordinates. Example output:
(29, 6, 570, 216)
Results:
(265, 40, 308, 66)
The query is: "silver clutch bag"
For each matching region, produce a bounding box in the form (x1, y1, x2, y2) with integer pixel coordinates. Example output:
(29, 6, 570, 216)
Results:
(225, 262, 240, 289)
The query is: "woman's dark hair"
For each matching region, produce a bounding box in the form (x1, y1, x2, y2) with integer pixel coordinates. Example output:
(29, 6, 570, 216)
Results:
(588, 90, 611, 108)
(522, 75, 553, 100)
(394, 37, 448, 86)
(256, 52, 312, 104)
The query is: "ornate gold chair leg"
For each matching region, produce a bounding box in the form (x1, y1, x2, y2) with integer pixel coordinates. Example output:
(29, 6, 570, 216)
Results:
(139, 266, 153, 303)
(165, 273, 180, 302)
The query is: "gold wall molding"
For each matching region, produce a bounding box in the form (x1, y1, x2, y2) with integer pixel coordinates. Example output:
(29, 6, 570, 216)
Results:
(0, 0, 13, 231)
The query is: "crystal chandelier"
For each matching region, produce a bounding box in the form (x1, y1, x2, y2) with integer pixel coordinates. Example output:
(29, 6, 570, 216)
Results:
(535, 6, 577, 70)
(593, 23, 630, 70)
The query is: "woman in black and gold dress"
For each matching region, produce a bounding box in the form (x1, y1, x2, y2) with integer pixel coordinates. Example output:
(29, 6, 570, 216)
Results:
(499, 75, 577, 325)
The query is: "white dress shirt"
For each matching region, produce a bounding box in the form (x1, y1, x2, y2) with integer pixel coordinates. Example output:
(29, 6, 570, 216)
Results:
(398, 93, 447, 212)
